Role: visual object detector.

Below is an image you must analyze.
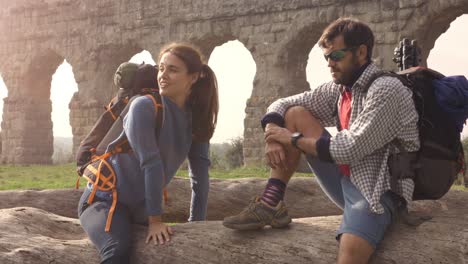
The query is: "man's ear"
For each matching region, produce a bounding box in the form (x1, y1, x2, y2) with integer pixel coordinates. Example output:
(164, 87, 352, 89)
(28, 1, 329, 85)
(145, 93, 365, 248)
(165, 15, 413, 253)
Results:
(357, 44, 368, 64)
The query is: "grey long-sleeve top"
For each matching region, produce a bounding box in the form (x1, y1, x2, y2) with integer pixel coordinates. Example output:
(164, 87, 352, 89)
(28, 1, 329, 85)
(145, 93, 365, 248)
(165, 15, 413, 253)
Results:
(98, 95, 209, 217)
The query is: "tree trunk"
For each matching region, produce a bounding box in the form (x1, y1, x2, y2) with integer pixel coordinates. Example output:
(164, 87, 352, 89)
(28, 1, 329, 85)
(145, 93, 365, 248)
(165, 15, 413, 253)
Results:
(0, 177, 342, 221)
(1, 189, 467, 264)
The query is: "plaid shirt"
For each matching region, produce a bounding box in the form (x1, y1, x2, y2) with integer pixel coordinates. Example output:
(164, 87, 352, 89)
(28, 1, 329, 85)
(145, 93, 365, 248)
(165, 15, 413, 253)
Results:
(267, 63, 420, 213)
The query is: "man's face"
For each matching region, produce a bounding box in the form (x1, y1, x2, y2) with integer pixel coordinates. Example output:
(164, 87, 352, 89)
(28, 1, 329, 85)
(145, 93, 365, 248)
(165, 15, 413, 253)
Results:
(322, 35, 361, 86)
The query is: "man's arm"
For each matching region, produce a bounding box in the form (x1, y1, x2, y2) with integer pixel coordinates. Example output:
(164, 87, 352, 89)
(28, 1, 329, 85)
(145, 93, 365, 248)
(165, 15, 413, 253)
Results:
(262, 81, 340, 130)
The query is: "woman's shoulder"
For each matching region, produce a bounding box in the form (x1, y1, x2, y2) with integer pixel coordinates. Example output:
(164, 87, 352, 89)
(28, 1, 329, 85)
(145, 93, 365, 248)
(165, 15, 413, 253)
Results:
(130, 95, 158, 112)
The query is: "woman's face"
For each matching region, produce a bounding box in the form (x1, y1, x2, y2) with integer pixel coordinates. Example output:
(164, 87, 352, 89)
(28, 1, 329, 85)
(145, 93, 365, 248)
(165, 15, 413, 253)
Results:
(157, 52, 198, 104)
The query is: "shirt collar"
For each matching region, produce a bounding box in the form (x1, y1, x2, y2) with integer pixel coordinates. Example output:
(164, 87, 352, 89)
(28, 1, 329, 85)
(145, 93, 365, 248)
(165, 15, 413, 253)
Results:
(344, 61, 371, 91)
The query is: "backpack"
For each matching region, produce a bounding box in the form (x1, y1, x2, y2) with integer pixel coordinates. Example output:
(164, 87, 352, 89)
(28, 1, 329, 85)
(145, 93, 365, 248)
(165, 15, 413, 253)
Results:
(363, 67, 466, 201)
(75, 62, 161, 169)
(75, 62, 164, 232)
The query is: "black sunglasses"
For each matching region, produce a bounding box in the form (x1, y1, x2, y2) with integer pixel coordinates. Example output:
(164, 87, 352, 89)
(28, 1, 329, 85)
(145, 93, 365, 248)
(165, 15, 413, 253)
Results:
(323, 47, 357, 62)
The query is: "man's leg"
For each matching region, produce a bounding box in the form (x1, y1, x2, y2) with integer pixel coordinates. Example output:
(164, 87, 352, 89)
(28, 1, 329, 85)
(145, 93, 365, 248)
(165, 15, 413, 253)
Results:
(338, 234, 374, 264)
(223, 106, 325, 230)
(336, 177, 396, 264)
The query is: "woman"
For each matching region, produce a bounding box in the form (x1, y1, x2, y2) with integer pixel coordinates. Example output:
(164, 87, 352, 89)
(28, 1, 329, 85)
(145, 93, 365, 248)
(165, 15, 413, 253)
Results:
(78, 43, 219, 264)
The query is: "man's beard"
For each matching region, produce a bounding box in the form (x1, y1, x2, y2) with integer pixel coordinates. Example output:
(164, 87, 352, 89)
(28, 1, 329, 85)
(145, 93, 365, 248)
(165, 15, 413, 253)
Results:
(334, 56, 361, 86)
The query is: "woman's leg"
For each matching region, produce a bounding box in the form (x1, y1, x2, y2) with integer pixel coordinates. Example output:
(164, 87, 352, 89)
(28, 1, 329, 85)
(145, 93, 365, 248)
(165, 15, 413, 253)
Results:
(78, 189, 132, 264)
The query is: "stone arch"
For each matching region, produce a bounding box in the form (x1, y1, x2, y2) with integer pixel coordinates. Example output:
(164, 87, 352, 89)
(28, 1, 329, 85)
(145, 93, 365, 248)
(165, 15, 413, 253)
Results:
(1, 49, 64, 164)
(277, 22, 331, 96)
(208, 40, 257, 144)
(190, 33, 239, 62)
(400, 1, 468, 66)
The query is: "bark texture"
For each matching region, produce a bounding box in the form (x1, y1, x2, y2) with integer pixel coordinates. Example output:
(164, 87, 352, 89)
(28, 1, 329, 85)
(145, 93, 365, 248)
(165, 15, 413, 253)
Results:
(1, 177, 467, 263)
(0, 189, 467, 264)
(0, 177, 342, 221)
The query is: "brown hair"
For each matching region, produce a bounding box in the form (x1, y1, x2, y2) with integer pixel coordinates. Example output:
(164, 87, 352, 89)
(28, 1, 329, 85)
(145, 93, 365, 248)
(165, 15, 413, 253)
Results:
(158, 43, 219, 142)
(318, 17, 374, 62)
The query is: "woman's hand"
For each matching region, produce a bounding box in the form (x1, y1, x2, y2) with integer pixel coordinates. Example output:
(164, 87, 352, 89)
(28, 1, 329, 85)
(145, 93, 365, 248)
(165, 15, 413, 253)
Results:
(146, 216, 174, 245)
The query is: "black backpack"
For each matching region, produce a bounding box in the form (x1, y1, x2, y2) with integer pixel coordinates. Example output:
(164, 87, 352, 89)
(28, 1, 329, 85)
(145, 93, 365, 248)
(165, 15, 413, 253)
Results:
(364, 68, 464, 200)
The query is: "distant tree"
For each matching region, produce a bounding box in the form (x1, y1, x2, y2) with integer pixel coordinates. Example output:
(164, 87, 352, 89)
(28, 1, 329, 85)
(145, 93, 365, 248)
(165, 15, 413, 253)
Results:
(461, 138, 468, 186)
(52, 137, 74, 164)
(224, 137, 244, 169)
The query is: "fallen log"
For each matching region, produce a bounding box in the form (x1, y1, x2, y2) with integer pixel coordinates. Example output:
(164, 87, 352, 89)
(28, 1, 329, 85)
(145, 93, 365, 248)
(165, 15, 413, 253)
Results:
(0, 194, 467, 264)
(0, 177, 342, 221)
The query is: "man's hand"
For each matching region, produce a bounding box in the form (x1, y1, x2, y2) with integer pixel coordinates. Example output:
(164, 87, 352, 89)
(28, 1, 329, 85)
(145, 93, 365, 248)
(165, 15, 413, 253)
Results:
(264, 126, 293, 146)
(265, 141, 288, 170)
(264, 124, 293, 170)
(146, 216, 174, 245)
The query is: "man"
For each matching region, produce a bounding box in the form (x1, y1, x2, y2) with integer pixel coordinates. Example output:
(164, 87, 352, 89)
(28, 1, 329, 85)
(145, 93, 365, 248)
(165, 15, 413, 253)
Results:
(223, 18, 420, 263)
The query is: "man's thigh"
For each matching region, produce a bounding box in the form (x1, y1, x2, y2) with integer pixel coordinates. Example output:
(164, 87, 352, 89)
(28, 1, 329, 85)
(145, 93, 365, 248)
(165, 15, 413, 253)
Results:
(337, 177, 396, 248)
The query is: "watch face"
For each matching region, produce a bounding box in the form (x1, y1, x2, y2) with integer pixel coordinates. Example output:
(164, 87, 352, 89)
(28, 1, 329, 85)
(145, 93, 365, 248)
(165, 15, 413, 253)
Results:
(292, 132, 302, 138)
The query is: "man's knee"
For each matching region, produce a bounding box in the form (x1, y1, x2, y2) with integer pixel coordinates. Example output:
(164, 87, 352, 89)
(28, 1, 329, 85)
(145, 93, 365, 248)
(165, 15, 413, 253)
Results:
(338, 233, 374, 264)
(284, 106, 310, 125)
(284, 106, 323, 138)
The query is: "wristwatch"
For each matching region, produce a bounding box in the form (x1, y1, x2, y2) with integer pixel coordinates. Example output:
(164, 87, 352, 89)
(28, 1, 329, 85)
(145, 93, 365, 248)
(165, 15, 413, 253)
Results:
(291, 132, 304, 149)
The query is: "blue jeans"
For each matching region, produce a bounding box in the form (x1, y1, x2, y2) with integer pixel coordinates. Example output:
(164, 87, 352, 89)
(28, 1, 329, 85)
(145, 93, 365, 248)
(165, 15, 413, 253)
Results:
(306, 154, 398, 248)
(78, 188, 143, 264)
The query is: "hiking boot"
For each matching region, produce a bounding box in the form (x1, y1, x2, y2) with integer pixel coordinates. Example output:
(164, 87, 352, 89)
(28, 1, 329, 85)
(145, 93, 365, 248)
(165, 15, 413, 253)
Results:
(222, 196, 291, 230)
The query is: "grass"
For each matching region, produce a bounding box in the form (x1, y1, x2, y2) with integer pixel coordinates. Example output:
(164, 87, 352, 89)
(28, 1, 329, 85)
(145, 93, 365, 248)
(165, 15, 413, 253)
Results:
(0, 163, 79, 190)
(0, 163, 465, 192)
(0, 163, 313, 191)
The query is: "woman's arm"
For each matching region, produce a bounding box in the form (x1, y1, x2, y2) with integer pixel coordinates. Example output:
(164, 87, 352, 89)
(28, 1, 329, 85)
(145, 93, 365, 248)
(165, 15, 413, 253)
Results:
(187, 141, 210, 221)
(124, 96, 171, 244)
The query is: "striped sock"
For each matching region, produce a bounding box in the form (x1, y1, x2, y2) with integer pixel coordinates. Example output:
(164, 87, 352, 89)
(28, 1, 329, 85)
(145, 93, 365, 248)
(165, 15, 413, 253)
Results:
(260, 178, 286, 207)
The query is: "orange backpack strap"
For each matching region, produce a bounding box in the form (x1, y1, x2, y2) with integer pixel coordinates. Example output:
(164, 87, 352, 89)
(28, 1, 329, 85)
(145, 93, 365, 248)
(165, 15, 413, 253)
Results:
(144, 92, 164, 140)
(144, 94, 163, 114)
(80, 152, 119, 232)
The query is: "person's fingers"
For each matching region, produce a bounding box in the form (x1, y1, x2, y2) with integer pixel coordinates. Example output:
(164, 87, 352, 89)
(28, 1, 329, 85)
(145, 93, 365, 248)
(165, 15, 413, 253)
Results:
(264, 127, 280, 138)
(157, 233, 164, 245)
(162, 229, 171, 242)
(266, 153, 276, 169)
(279, 149, 288, 170)
(145, 234, 151, 244)
(270, 151, 280, 166)
(265, 135, 275, 143)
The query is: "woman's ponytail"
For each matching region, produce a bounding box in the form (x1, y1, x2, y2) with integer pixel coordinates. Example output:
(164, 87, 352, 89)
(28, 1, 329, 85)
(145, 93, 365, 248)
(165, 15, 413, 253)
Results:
(190, 64, 218, 142)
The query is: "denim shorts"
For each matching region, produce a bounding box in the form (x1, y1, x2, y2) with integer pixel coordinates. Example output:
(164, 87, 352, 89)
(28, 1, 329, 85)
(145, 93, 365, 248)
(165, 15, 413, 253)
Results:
(306, 154, 398, 248)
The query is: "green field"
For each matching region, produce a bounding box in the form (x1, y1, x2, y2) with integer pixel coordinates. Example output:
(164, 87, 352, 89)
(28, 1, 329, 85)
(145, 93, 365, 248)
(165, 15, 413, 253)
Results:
(0, 163, 312, 191)
(0, 163, 465, 192)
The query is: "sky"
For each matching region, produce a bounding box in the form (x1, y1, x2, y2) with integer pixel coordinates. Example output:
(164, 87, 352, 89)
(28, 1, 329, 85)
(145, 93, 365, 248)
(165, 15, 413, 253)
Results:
(0, 15, 467, 143)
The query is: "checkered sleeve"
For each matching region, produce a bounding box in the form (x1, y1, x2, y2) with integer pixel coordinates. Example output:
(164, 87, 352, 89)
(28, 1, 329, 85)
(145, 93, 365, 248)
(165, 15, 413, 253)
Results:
(266, 82, 340, 127)
(330, 77, 413, 164)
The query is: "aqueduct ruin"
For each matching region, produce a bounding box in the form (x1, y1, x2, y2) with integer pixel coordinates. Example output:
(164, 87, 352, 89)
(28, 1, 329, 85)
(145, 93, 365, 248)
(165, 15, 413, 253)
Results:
(0, 0, 467, 164)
